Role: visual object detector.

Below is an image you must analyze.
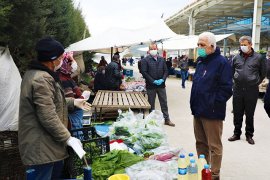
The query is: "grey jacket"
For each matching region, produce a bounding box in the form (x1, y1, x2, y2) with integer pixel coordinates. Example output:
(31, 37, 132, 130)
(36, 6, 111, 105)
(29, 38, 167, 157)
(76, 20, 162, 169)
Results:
(232, 50, 266, 88)
(141, 55, 168, 89)
(19, 62, 74, 165)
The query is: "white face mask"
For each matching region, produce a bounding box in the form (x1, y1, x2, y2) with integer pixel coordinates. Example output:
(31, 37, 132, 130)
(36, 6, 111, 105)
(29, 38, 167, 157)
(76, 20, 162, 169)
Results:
(54, 59, 63, 71)
(71, 61, 78, 72)
(240, 46, 249, 53)
(149, 50, 158, 56)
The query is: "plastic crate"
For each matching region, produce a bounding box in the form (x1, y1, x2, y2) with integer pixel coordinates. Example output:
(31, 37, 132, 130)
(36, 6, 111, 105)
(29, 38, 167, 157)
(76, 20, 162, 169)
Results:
(0, 131, 26, 180)
(66, 127, 110, 178)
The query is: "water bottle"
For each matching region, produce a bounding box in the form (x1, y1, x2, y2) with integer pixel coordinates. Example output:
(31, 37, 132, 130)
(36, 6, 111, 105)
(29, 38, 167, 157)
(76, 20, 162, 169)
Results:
(178, 168, 188, 180)
(188, 159, 198, 180)
(83, 166, 92, 180)
(186, 152, 195, 167)
(202, 164, 212, 180)
(197, 154, 207, 180)
(26, 169, 36, 180)
(178, 154, 188, 180)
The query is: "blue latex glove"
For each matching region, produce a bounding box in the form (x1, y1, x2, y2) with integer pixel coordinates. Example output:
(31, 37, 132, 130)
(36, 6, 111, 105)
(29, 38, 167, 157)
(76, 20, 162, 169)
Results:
(158, 79, 164, 84)
(153, 80, 159, 85)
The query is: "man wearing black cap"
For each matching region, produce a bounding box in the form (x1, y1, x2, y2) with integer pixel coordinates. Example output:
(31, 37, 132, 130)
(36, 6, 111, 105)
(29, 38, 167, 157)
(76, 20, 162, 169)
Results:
(18, 37, 91, 179)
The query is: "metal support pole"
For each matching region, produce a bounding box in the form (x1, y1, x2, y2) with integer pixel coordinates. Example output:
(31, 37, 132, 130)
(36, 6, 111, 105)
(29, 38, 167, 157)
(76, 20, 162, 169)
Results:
(252, 0, 263, 51)
(188, 10, 196, 35)
(188, 10, 196, 60)
(223, 38, 227, 57)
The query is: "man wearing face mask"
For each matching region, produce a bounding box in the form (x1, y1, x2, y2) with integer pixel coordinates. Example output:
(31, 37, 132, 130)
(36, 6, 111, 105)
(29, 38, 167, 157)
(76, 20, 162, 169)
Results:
(19, 37, 91, 179)
(190, 32, 232, 180)
(228, 36, 266, 145)
(141, 42, 175, 127)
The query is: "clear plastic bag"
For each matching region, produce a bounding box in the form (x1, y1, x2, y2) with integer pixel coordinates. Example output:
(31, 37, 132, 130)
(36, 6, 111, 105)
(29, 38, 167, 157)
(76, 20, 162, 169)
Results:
(0, 47, 21, 131)
(125, 160, 177, 180)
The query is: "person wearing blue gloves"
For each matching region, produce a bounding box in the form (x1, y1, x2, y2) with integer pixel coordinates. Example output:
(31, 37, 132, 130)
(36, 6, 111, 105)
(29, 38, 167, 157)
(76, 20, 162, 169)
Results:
(141, 42, 175, 127)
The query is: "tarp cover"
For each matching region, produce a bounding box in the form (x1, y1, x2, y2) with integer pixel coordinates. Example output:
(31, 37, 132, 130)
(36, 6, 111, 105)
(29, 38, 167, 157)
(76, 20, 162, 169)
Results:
(65, 20, 177, 53)
(0, 47, 21, 131)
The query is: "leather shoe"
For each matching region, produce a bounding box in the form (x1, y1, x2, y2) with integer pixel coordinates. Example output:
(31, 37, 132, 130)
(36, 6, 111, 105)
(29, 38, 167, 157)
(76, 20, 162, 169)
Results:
(246, 137, 255, 145)
(164, 120, 175, 127)
(228, 135, 240, 141)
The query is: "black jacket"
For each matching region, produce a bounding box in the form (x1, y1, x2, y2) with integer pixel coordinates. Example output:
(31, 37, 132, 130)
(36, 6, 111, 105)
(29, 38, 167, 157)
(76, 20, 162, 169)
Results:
(232, 49, 266, 88)
(105, 61, 122, 90)
(264, 84, 270, 118)
(141, 55, 168, 89)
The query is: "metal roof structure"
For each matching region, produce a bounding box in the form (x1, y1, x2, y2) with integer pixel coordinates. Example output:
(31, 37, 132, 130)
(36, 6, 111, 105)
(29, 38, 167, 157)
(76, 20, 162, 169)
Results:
(165, 0, 270, 47)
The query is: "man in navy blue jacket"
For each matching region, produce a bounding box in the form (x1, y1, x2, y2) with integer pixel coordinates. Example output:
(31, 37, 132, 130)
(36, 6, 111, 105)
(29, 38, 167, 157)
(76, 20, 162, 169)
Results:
(141, 42, 175, 127)
(190, 32, 232, 180)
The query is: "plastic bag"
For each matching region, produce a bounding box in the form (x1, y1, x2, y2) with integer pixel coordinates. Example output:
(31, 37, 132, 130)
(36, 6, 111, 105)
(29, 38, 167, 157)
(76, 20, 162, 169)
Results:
(144, 110, 164, 129)
(125, 160, 177, 180)
(0, 47, 21, 131)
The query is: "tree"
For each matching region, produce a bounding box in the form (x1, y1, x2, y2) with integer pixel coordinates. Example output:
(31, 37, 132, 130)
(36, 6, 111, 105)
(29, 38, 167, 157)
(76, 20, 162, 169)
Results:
(0, 0, 90, 74)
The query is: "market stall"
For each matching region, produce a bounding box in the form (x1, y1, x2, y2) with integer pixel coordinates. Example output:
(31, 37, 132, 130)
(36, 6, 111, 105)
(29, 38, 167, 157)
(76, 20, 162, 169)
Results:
(92, 90, 151, 121)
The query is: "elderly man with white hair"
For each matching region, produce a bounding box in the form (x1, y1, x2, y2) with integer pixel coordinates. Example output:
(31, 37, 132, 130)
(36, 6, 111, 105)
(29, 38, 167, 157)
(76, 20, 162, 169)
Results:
(190, 32, 233, 180)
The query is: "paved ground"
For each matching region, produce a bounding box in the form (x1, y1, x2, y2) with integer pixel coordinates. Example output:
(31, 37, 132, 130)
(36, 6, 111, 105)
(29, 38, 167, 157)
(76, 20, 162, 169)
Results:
(159, 76, 270, 180)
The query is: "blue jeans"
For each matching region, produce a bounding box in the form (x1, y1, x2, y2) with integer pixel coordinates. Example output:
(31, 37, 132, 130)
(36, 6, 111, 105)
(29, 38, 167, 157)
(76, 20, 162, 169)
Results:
(69, 108, 84, 138)
(27, 160, 64, 180)
(181, 70, 188, 88)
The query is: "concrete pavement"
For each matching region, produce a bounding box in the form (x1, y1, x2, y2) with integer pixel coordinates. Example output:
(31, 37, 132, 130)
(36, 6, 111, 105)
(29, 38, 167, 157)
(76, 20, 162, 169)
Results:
(160, 76, 270, 180)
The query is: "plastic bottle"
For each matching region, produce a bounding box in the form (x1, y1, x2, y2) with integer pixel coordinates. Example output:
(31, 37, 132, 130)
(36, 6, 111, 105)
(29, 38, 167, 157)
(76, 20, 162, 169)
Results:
(186, 152, 195, 167)
(197, 154, 207, 180)
(178, 168, 188, 180)
(178, 154, 188, 180)
(202, 164, 212, 180)
(188, 159, 198, 180)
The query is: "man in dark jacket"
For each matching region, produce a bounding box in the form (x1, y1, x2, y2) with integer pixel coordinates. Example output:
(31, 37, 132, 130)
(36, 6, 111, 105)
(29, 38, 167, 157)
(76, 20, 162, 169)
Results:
(105, 53, 122, 90)
(228, 36, 266, 145)
(141, 42, 175, 127)
(190, 32, 232, 180)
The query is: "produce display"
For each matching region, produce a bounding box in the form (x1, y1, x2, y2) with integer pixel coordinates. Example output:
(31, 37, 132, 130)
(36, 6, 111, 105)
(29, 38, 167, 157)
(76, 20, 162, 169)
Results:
(109, 110, 167, 154)
(91, 150, 144, 180)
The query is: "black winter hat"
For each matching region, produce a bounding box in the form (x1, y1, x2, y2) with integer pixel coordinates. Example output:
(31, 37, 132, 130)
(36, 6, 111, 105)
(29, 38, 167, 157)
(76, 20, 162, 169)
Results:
(36, 37, 65, 61)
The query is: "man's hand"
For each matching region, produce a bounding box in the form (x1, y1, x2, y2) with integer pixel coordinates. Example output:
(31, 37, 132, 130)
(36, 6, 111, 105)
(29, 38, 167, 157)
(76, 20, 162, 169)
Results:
(158, 79, 164, 85)
(153, 80, 159, 85)
(74, 99, 91, 111)
(67, 137, 86, 159)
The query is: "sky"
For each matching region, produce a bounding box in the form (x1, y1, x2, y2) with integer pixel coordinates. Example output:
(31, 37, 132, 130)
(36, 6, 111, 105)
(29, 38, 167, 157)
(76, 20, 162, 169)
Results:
(73, 0, 193, 36)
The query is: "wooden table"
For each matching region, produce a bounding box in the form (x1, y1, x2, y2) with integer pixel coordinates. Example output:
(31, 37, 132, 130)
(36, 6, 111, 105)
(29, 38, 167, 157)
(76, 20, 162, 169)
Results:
(92, 90, 151, 121)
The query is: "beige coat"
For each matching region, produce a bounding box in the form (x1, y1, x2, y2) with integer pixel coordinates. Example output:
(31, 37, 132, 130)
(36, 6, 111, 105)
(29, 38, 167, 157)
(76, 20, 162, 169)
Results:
(19, 69, 74, 165)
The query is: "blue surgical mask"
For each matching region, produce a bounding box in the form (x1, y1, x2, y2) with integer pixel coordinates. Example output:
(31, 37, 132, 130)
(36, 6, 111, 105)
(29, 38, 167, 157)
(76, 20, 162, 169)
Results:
(198, 48, 207, 58)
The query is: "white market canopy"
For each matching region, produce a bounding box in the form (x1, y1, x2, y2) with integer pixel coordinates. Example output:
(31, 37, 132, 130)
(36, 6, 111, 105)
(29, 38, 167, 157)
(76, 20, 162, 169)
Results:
(138, 33, 235, 51)
(65, 20, 177, 53)
(162, 33, 236, 50)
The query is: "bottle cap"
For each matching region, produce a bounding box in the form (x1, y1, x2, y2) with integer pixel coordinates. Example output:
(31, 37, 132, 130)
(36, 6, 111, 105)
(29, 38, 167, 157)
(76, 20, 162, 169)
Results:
(180, 154, 185, 158)
(190, 159, 195, 163)
(204, 164, 210, 169)
(188, 152, 194, 157)
(199, 154, 205, 159)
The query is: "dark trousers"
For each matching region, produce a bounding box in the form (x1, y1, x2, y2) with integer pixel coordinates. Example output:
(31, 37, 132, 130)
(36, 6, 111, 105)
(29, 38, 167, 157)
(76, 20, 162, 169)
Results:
(147, 87, 170, 120)
(27, 160, 64, 180)
(233, 86, 259, 137)
(180, 70, 188, 87)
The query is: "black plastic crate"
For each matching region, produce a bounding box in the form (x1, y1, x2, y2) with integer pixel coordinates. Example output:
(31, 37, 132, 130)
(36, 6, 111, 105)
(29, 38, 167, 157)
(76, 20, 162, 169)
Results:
(0, 131, 26, 180)
(66, 127, 110, 178)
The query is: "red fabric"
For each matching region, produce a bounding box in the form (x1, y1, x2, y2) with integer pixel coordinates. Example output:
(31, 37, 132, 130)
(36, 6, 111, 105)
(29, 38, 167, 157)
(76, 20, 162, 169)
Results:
(109, 139, 124, 144)
(162, 50, 167, 59)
